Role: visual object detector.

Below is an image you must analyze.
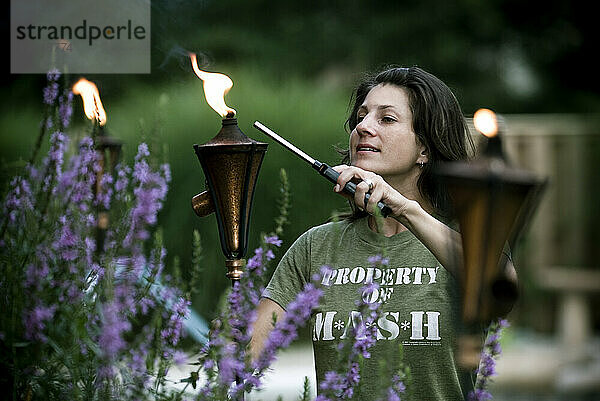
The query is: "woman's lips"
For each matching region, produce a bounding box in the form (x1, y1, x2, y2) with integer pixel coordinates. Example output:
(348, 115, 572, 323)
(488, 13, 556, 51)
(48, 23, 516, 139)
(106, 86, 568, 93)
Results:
(356, 145, 380, 153)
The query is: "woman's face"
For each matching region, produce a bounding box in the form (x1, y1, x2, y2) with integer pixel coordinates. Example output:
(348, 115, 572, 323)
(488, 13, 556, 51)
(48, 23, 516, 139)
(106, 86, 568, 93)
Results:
(349, 83, 427, 184)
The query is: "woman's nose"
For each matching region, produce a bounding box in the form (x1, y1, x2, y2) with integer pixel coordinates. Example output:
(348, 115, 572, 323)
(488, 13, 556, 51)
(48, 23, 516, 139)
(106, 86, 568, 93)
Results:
(356, 116, 376, 137)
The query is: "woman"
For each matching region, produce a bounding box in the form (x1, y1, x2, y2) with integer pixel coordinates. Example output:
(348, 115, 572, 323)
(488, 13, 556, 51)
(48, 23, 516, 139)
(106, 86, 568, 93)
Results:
(251, 66, 515, 400)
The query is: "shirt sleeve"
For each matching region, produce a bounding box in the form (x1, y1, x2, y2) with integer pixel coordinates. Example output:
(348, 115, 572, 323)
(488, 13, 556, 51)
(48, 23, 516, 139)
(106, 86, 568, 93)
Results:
(262, 229, 312, 311)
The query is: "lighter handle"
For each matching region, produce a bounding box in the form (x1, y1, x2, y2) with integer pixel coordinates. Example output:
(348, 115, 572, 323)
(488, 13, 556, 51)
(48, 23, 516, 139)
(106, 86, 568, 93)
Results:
(313, 161, 392, 218)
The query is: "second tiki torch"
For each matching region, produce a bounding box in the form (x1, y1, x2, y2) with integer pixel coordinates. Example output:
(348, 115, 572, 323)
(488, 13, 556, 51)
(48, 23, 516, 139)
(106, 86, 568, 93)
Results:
(189, 54, 268, 285)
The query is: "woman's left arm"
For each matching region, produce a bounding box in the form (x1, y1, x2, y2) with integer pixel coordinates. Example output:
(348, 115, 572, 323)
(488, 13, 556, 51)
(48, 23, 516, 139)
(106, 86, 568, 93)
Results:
(394, 199, 464, 276)
(395, 191, 518, 289)
(332, 165, 517, 283)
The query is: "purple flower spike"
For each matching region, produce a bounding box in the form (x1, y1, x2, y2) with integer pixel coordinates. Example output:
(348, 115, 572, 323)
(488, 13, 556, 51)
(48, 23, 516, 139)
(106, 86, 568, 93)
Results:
(173, 350, 188, 366)
(98, 302, 132, 360)
(264, 235, 282, 247)
(255, 283, 323, 372)
(23, 304, 57, 342)
(123, 143, 169, 248)
(47, 69, 61, 81)
(468, 318, 510, 400)
(43, 82, 59, 105)
(59, 91, 73, 128)
(468, 388, 493, 401)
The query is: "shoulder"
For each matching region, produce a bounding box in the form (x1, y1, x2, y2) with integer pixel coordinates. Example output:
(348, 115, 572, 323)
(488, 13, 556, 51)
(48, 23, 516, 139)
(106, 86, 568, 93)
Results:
(283, 219, 355, 258)
(302, 219, 354, 242)
(308, 219, 351, 234)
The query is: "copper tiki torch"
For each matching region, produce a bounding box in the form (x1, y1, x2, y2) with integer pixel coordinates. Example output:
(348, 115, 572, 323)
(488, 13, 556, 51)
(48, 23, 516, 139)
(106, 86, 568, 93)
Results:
(189, 54, 268, 284)
(435, 109, 546, 367)
(73, 78, 122, 256)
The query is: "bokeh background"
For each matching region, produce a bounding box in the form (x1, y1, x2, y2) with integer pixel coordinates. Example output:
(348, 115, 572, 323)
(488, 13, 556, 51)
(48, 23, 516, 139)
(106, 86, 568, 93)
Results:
(2, 1, 599, 399)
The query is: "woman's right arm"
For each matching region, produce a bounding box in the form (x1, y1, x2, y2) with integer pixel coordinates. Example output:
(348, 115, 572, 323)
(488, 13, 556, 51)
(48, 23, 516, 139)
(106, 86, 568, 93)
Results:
(249, 298, 286, 362)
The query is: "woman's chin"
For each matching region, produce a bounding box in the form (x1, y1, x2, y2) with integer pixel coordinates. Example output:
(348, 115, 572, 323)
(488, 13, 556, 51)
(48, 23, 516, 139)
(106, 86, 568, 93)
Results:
(351, 160, 375, 171)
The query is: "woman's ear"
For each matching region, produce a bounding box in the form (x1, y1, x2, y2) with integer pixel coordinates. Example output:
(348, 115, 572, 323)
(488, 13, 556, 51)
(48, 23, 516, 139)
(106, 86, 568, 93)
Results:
(417, 145, 429, 165)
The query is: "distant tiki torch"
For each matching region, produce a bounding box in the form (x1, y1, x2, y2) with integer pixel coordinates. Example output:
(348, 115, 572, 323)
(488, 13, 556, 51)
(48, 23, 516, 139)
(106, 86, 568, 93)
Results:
(435, 108, 546, 368)
(73, 78, 122, 257)
(189, 54, 268, 284)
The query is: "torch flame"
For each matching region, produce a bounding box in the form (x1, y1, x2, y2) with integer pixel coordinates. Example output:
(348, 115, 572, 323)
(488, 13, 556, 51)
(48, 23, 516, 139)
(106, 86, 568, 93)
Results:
(190, 53, 236, 118)
(473, 108, 498, 138)
(72, 78, 107, 126)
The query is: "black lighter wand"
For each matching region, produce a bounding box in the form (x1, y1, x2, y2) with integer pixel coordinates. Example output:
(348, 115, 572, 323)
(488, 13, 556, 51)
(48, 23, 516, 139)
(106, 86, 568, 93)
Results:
(253, 121, 392, 218)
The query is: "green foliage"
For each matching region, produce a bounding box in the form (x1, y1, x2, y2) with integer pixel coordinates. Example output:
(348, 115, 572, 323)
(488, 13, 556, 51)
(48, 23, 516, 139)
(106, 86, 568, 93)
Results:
(273, 168, 291, 238)
(299, 376, 312, 401)
(189, 229, 204, 298)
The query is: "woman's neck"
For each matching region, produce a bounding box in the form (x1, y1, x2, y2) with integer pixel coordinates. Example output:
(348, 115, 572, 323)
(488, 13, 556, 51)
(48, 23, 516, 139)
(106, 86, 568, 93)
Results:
(368, 173, 433, 237)
(368, 214, 407, 237)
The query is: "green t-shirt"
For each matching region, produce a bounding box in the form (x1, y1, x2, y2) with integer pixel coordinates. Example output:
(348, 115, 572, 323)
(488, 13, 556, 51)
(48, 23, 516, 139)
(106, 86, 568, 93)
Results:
(264, 217, 469, 401)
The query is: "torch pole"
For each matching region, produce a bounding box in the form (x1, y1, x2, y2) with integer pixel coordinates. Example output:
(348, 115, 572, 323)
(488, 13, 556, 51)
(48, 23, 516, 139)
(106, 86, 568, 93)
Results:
(193, 117, 267, 401)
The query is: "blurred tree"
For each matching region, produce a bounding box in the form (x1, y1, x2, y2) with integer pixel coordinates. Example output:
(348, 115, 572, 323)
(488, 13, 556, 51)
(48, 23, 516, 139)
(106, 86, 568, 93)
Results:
(1, 0, 598, 112)
(147, 0, 599, 113)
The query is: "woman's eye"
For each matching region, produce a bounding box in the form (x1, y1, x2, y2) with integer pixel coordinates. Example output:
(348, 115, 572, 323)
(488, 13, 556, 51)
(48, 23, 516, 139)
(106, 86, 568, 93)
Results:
(381, 116, 396, 123)
(356, 115, 365, 123)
